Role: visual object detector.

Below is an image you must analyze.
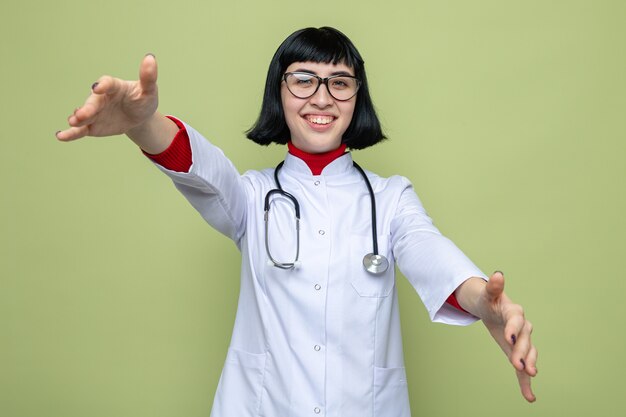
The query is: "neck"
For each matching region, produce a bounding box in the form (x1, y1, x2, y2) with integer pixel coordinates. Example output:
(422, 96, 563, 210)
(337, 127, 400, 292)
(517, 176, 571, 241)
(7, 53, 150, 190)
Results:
(287, 142, 348, 175)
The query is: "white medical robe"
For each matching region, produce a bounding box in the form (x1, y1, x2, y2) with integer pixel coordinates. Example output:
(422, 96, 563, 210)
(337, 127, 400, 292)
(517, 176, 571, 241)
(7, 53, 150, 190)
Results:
(154, 122, 486, 417)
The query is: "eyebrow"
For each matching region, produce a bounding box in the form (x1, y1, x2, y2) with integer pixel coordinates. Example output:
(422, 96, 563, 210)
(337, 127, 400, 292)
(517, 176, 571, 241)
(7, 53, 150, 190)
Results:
(293, 68, 355, 77)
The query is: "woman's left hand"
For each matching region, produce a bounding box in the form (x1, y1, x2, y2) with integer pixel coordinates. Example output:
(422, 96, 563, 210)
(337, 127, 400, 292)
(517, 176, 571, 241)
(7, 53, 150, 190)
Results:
(474, 271, 538, 402)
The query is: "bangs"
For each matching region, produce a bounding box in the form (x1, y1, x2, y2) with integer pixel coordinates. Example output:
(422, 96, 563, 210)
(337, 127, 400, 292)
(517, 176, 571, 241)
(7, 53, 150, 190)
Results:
(279, 27, 362, 70)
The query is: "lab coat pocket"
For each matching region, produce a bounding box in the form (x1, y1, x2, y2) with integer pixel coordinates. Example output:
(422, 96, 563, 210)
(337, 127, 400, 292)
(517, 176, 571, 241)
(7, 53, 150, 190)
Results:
(212, 348, 267, 416)
(350, 234, 394, 297)
(373, 366, 411, 417)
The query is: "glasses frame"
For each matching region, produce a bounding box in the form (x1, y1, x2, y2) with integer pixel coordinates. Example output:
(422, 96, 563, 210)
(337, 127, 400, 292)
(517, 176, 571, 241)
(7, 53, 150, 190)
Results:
(282, 72, 361, 101)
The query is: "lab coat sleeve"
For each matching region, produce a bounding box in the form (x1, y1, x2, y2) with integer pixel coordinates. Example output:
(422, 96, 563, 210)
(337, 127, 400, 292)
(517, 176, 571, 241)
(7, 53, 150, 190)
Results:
(390, 179, 487, 325)
(151, 121, 247, 245)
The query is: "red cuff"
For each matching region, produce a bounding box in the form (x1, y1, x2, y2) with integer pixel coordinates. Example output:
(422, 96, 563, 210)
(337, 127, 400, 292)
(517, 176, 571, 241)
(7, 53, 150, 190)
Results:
(446, 293, 470, 314)
(143, 116, 192, 173)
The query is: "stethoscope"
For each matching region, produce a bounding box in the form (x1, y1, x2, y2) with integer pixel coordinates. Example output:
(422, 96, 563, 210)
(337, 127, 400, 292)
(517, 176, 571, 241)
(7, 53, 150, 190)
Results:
(264, 160, 389, 275)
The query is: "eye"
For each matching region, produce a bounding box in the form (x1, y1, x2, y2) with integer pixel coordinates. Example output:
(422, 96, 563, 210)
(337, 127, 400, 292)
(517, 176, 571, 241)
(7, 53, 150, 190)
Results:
(292, 73, 315, 86)
(330, 77, 351, 89)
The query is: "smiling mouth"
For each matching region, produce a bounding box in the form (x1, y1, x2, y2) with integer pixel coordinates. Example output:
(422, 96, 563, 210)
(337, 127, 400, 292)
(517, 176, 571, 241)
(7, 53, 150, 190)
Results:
(305, 115, 335, 125)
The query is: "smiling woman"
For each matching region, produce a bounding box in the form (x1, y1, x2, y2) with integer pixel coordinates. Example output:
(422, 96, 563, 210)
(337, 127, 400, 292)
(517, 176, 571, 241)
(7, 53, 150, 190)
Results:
(56, 26, 537, 417)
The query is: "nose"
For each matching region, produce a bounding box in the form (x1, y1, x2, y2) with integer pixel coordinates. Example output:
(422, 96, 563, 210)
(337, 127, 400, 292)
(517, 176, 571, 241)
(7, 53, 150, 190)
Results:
(309, 81, 333, 107)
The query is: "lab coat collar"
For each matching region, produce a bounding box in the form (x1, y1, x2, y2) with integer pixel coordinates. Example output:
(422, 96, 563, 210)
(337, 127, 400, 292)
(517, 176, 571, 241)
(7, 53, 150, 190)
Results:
(282, 151, 354, 177)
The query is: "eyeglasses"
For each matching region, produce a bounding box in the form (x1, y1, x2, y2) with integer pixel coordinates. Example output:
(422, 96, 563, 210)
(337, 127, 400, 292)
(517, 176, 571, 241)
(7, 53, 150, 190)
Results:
(283, 72, 361, 101)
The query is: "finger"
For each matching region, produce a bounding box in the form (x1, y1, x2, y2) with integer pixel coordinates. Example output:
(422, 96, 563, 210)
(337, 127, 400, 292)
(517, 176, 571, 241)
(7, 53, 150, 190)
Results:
(509, 319, 533, 372)
(91, 74, 124, 96)
(69, 93, 108, 127)
(66, 76, 117, 127)
(70, 75, 128, 127)
(516, 368, 536, 402)
(139, 54, 158, 94)
(485, 270, 505, 301)
(503, 304, 526, 347)
(525, 344, 538, 376)
(56, 125, 91, 141)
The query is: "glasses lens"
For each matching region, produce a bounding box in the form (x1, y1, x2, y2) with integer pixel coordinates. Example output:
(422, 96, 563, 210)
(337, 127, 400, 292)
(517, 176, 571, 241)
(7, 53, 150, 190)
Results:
(285, 73, 319, 99)
(327, 76, 359, 101)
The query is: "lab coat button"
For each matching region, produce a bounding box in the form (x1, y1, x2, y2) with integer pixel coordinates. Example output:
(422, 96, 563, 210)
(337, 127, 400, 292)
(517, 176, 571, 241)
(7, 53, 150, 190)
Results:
(318, 230, 325, 235)
(314, 345, 321, 351)
(314, 180, 320, 186)
(314, 407, 321, 414)
(314, 284, 321, 291)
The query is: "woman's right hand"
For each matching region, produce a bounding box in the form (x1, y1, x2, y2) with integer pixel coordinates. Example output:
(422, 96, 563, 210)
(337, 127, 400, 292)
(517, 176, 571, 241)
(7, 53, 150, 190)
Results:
(56, 54, 159, 141)
(56, 54, 179, 154)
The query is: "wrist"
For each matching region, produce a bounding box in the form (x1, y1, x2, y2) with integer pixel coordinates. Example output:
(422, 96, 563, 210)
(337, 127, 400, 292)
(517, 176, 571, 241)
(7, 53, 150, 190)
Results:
(126, 111, 159, 140)
(126, 112, 179, 154)
(453, 277, 488, 318)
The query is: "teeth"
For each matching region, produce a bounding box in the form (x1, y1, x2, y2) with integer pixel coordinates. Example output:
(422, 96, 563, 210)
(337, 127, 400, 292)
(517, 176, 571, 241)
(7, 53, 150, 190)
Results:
(307, 116, 334, 125)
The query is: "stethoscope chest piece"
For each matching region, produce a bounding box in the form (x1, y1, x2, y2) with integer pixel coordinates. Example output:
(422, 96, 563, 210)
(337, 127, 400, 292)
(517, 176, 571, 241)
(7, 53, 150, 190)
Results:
(363, 253, 389, 274)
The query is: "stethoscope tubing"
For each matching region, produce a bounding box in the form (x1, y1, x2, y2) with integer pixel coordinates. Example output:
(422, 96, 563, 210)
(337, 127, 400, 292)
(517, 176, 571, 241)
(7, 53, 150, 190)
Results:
(265, 158, 388, 274)
(352, 162, 379, 257)
(264, 187, 301, 269)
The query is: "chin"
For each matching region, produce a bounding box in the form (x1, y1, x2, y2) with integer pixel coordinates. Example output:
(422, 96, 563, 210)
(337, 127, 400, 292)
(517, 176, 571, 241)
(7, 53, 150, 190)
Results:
(295, 136, 342, 153)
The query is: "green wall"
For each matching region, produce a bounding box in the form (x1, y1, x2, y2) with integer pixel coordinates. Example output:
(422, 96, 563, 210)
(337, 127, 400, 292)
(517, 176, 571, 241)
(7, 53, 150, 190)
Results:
(1, 1, 625, 416)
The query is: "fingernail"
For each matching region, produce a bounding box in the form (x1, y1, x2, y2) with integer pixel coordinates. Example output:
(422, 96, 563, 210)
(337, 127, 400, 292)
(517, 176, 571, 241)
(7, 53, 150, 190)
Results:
(55, 130, 61, 138)
(145, 53, 155, 58)
(520, 358, 526, 369)
(511, 334, 517, 345)
(494, 270, 504, 276)
(91, 82, 99, 90)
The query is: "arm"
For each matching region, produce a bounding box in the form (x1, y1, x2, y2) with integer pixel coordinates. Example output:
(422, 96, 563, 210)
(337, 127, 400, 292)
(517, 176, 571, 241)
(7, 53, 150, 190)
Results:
(56, 55, 247, 243)
(391, 182, 537, 401)
(391, 181, 487, 325)
(454, 272, 538, 402)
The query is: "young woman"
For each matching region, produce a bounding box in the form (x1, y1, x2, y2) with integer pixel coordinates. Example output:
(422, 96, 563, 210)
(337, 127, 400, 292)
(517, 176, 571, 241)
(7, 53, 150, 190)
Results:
(57, 27, 537, 417)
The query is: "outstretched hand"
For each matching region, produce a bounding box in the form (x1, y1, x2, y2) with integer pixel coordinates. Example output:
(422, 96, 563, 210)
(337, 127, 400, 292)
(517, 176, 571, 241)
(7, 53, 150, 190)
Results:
(56, 54, 159, 141)
(478, 272, 538, 402)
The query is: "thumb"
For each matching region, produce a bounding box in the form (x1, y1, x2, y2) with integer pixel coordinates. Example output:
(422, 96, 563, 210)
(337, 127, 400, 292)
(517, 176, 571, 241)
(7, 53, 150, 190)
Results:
(139, 53, 158, 94)
(485, 270, 505, 301)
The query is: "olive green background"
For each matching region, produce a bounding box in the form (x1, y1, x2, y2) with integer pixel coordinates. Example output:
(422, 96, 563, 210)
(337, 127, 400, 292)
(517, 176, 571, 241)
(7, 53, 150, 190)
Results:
(1, 0, 624, 416)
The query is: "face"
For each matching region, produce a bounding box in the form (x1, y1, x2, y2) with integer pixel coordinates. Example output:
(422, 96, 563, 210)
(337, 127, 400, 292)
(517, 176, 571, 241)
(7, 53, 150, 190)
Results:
(281, 61, 357, 154)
